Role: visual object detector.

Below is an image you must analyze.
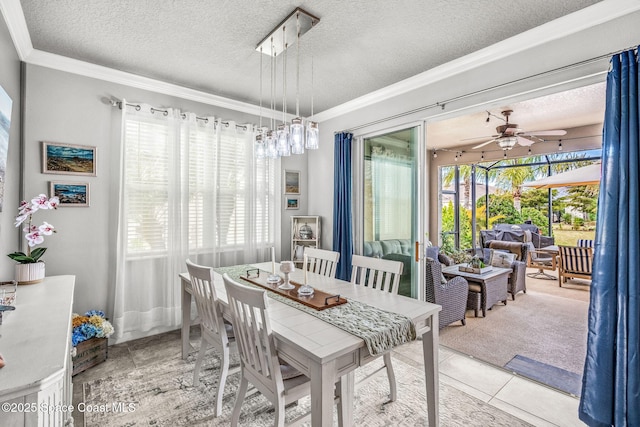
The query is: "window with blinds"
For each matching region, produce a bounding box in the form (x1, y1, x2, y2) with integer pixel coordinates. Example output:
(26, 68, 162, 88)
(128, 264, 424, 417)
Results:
(124, 118, 172, 255)
(123, 116, 274, 257)
(217, 128, 245, 247)
(187, 125, 217, 251)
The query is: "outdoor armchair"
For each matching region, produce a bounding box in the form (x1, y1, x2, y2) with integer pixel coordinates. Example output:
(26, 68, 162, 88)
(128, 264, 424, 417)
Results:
(425, 257, 468, 328)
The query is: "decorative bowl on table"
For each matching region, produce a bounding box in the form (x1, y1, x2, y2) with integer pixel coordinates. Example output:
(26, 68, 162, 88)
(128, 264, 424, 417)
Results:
(297, 283, 314, 296)
(267, 274, 281, 283)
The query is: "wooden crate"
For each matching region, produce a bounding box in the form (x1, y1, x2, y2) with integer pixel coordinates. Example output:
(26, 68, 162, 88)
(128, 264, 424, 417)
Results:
(459, 265, 493, 275)
(72, 337, 108, 376)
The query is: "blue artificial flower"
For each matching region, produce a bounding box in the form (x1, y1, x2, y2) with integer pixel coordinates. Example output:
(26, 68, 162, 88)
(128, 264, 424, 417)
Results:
(79, 323, 99, 340)
(85, 309, 105, 318)
(72, 330, 86, 346)
(71, 309, 115, 348)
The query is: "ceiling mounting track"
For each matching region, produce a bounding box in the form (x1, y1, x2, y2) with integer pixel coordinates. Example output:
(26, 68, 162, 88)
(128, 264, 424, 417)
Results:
(256, 7, 320, 57)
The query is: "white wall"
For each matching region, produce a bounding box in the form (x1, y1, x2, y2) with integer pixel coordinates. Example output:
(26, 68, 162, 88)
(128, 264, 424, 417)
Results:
(309, 10, 640, 251)
(20, 64, 307, 315)
(0, 16, 21, 279)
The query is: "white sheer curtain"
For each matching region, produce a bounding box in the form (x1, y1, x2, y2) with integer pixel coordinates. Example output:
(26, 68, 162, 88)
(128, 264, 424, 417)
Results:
(371, 146, 412, 240)
(112, 102, 275, 343)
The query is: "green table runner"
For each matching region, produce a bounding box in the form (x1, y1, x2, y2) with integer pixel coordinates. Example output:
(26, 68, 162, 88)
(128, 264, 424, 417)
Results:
(215, 265, 416, 356)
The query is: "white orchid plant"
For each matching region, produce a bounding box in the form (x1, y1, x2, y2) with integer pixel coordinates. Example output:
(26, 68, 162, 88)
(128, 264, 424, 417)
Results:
(8, 194, 60, 264)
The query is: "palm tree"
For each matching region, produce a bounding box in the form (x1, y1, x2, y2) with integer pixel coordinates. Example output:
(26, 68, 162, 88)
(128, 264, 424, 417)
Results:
(494, 158, 544, 212)
(442, 164, 473, 209)
(550, 152, 595, 174)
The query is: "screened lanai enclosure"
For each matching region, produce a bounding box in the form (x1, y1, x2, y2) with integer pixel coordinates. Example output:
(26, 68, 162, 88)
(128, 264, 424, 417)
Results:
(439, 149, 601, 253)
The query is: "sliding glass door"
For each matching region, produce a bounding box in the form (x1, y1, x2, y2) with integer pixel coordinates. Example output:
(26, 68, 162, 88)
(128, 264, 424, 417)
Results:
(357, 125, 424, 298)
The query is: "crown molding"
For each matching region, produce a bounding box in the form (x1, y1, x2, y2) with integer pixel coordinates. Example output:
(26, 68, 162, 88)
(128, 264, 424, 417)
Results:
(25, 49, 292, 119)
(0, 0, 33, 60)
(313, 0, 640, 123)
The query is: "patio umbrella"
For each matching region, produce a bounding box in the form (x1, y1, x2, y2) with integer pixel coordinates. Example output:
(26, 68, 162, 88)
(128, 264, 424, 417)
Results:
(522, 163, 601, 189)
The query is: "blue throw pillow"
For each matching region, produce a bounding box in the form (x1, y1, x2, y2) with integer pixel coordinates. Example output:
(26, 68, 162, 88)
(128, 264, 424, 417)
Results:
(425, 245, 439, 260)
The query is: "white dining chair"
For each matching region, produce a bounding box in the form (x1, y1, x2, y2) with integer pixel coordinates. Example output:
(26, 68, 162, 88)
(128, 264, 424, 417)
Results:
(222, 273, 344, 427)
(350, 254, 403, 401)
(350, 254, 403, 294)
(186, 259, 236, 417)
(304, 247, 340, 278)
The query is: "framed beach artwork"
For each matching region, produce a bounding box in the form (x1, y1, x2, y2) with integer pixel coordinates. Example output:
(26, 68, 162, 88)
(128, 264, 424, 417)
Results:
(0, 84, 13, 212)
(49, 182, 90, 207)
(285, 197, 299, 210)
(42, 141, 97, 176)
(284, 170, 300, 194)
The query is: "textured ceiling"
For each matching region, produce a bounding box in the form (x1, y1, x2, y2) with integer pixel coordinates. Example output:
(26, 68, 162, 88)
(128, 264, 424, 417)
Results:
(19, 0, 602, 119)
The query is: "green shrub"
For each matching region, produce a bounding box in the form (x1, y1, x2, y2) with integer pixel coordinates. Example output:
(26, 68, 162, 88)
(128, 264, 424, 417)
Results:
(521, 207, 550, 236)
(572, 217, 584, 230)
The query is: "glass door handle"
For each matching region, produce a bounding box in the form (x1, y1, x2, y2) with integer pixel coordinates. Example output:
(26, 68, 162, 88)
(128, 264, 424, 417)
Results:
(415, 241, 420, 262)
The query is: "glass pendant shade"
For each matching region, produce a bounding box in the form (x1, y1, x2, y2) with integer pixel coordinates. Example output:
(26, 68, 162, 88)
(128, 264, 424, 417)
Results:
(498, 136, 517, 150)
(265, 131, 279, 159)
(305, 121, 319, 149)
(277, 124, 291, 156)
(255, 134, 266, 159)
(290, 117, 305, 154)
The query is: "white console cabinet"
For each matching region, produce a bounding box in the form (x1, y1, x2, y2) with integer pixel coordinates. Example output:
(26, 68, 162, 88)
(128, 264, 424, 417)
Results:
(0, 276, 75, 426)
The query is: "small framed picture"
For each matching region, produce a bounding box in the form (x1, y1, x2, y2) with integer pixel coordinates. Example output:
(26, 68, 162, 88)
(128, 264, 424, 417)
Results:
(49, 182, 90, 207)
(284, 170, 300, 194)
(285, 197, 299, 210)
(42, 141, 97, 176)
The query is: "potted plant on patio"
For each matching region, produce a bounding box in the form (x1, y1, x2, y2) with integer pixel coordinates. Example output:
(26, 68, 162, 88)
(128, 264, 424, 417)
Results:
(460, 255, 492, 274)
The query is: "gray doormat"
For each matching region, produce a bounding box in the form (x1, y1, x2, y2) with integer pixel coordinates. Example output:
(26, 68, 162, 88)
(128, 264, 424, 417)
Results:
(505, 354, 582, 396)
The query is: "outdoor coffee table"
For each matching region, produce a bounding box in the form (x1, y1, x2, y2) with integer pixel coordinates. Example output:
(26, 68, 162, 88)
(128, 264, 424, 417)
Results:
(442, 264, 511, 317)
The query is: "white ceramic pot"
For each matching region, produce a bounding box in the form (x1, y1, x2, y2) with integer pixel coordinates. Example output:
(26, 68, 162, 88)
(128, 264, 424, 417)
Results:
(15, 262, 45, 285)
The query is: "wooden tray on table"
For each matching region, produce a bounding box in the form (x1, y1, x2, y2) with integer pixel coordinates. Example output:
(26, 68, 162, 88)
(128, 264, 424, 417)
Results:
(240, 270, 347, 311)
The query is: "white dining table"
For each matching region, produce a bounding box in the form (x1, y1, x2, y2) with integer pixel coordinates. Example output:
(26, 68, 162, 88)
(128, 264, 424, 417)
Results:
(179, 262, 441, 426)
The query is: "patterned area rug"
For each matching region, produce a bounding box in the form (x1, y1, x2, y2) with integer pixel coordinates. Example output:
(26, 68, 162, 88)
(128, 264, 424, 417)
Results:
(83, 349, 533, 426)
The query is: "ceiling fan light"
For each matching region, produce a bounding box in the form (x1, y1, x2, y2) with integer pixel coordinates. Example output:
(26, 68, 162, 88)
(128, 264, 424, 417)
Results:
(497, 136, 517, 150)
(305, 121, 319, 149)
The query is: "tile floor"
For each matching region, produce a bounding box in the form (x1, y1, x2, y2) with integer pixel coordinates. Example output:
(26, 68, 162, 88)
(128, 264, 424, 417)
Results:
(394, 341, 583, 426)
(72, 327, 584, 427)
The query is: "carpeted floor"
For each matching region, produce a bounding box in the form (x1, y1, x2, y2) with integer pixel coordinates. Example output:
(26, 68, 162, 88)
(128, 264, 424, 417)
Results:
(439, 273, 590, 394)
(82, 348, 533, 426)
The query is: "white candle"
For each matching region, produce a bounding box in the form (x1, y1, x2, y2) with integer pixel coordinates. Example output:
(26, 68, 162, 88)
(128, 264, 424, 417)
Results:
(304, 254, 308, 284)
(271, 247, 276, 274)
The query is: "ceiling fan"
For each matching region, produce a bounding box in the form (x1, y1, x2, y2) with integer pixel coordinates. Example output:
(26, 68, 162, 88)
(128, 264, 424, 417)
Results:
(470, 110, 567, 150)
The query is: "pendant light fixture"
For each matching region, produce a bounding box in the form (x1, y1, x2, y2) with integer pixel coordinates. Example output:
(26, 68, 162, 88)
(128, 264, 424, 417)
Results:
(255, 47, 266, 159)
(265, 42, 279, 159)
(305, 53, 319, 150)
(290, 12, 305, 154)
(255, 8, 320, 159)
(276, 26, 291, 157)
